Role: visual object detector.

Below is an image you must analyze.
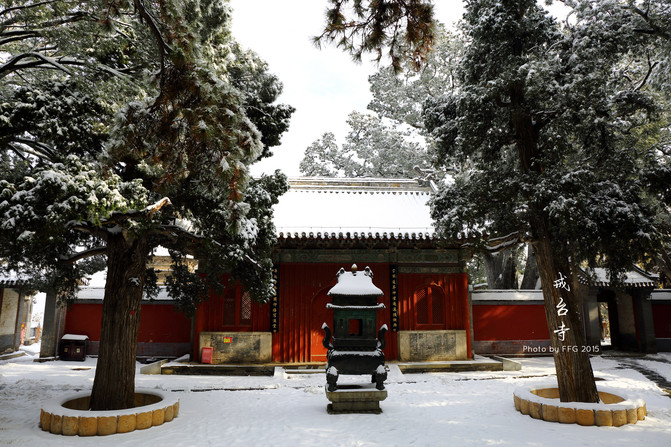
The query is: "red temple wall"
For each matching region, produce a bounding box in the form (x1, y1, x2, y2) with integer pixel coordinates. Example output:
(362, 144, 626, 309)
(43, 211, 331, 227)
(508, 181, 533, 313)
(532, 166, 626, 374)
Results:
(652, 302, 671, 338)
(64, 301, 192, 357)
(472, 304, 550, 341)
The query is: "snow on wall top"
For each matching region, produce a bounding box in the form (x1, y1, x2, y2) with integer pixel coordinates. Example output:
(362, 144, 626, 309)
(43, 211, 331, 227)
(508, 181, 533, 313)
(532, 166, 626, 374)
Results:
(61, 334, 89, 341)
(273, 177, 434, 237)
(0, 271, 30, 287)
(578, 267, 658, 288)
(471, 290, 544, 302)
(78, 270, 172, 300)
(327, 265, 384, 296)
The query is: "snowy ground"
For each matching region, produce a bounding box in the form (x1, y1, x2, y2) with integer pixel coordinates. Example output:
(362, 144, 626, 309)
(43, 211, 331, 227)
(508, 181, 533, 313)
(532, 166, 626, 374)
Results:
(2, 345, 671, 446)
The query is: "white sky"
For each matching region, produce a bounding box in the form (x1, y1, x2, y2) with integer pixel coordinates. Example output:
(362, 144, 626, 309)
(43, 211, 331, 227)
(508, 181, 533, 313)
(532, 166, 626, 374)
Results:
(229, 1, 465, 177)
(229, 1, 570, 177)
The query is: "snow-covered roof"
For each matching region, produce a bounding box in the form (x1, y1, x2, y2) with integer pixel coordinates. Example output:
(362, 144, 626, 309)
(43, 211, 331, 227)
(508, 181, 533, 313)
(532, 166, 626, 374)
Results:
(78, 271, 173, 301)
(471, 290, 544, 302)
(578, 267, 658, 288)
(327, 265, 384, 296)
(651, 290, 671, 301)
(77, 285, 173, 301)
(273, 177, 434, 239)
(61, 334, 89, 341)
(0, 271, 29, 287)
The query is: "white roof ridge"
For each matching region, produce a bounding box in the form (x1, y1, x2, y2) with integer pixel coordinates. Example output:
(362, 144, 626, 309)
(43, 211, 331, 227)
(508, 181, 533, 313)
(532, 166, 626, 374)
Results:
(286, 177, 432, 193)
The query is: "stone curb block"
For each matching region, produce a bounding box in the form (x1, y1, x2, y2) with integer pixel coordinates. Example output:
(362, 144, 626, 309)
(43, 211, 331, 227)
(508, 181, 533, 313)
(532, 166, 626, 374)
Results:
(558, 407, 575, 424)
(136, 411, 153, 430)
(576, 409, 594, 426)
(62, 415, 79, 436)
(79, 416, 97, 436)
(595, 410, 613, 427)
(513, 385, 646, 428)
(542, 404, 558, 422)
(39, 389, 178, 437)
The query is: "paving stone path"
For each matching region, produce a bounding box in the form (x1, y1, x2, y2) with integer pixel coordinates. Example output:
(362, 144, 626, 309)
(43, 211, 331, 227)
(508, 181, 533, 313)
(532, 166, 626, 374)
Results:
(617, 358, 671, 398)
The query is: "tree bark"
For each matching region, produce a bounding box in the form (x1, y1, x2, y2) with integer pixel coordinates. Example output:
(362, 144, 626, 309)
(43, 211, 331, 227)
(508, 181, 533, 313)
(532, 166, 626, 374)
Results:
(520, 245, 539, 289)
(483, 247, 518, 289)
(89, 232, 148, 411)
(531, 215, 599, 403)
(656, 249, 671, 288)
(509, 78, 598, 403)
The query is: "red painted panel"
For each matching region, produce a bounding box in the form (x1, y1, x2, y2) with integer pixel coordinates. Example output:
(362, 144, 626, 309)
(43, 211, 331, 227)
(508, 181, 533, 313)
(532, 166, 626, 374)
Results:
(273, 263, 395, 363)
(652, 303, 671, 338)
(473, 304, 550, 341)
(65, 302, 191, 343)
(192, 279, 271, 358)
(137, 304, 191, 342)
(398, 273, 469, 331)
(64, 303, 102, 340)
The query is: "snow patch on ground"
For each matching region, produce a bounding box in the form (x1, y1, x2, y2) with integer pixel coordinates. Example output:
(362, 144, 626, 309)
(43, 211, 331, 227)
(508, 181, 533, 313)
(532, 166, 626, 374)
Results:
(1, 347, 670, 446)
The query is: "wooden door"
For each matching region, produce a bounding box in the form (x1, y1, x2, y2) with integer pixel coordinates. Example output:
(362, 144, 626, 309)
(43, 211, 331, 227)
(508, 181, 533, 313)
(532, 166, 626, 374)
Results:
(310, 292, 331, 362)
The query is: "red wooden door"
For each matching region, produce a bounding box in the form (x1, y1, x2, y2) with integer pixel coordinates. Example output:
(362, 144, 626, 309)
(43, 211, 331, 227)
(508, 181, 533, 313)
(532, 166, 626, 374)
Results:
(310, 292, 331, 362)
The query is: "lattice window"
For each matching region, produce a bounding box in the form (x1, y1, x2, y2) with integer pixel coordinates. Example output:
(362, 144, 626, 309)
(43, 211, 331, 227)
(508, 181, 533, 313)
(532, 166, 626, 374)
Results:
(223, 288, 236, 326)
(415, 288, 429, 325)
(240, 292, 251, 324)
(223, 286, 252, 328)
(431, 286, 445, 325)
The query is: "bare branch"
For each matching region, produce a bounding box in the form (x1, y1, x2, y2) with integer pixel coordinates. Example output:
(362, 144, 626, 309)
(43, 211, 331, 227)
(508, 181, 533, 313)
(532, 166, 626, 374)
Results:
(0, 52, 129, 79)
(634, 53, 658, 92)
(0, 0, 58, 18)
(0, 52, 73, 77)
(132, 0, 171, 71)
(6, 136, 62, 159)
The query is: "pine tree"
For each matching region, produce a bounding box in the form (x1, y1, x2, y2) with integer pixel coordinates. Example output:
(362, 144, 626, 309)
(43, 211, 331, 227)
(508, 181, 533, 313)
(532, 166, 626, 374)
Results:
(0, 0, 292, 410)
(425, 0, 671, 402)
(320, 0, 671, 403)
(301, 26, 459, 178)
(300, 111, 431, 177)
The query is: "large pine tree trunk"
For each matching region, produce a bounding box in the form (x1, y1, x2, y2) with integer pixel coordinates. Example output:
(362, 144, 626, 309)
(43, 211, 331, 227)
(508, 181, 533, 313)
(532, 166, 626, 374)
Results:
(531, 217, 599, 403)
(510, 78, 598, 403)
(483, 247, 518, 289)
(89, 233, 148, 411)
(520, 246, 539, 289)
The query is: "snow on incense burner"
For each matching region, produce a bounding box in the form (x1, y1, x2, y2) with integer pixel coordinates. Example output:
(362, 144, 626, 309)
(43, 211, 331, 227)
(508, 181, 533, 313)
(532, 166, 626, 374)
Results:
(322, 265, 388, 413)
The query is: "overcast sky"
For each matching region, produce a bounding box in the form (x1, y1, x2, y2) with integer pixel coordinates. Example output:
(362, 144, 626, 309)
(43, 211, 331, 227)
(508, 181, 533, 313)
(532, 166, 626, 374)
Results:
(229, 1, 570, 177)
(229, 1, 465, 177)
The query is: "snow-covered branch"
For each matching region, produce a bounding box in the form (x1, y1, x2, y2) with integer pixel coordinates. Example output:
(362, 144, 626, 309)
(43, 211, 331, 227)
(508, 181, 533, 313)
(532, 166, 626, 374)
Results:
(132, 0, 171, 71)
(482, 232, 534, 253)
(60, 246, 108, 264)
(0, 52, 129, 79)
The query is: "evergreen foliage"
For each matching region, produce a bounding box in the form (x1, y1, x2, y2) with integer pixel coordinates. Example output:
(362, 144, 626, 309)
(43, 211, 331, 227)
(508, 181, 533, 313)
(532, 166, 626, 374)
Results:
(319, 0, 671, 404)
(425, 0, 670, 278)
(0, 0, 292, 410)
(300, 27, 460, 178)
(317, 0, 436, 71)
(299, 111, 430, 177)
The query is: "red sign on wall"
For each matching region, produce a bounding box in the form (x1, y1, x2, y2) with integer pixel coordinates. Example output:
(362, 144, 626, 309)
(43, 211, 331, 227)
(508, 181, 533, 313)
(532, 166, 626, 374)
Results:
(223, 337, 232, 343)
(201, 347, 213, 364)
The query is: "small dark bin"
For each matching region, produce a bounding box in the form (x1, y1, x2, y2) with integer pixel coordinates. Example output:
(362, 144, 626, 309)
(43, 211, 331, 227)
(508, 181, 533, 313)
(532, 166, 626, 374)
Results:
(59, 334, 89, 361)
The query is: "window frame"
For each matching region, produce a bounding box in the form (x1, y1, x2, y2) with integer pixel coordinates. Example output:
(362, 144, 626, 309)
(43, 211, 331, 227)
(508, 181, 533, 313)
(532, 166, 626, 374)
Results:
(414, 284, 446, 330)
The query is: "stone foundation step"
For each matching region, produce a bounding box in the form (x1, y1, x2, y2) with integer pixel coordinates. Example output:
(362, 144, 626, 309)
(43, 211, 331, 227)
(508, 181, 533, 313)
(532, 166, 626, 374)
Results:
(161, 363, 275, 376)
(0, 351, 26, 361)
(158, 356, 518, 376)
(397, 355, 507, 374)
